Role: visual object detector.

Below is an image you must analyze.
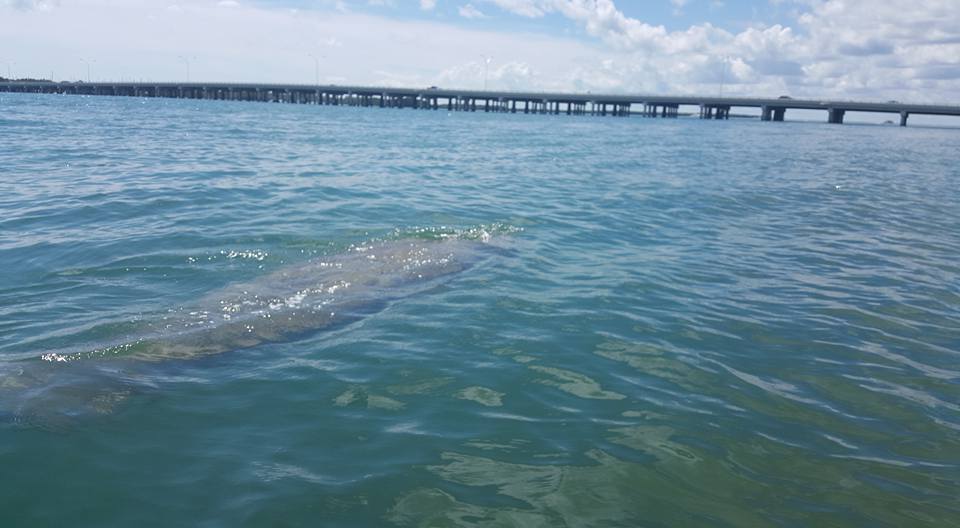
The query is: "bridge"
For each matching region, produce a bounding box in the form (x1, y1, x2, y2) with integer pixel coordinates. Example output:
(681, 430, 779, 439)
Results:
(3, 81, 959, 127)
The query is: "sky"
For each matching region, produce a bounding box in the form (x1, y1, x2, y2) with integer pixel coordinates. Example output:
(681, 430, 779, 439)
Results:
(2, 0, 959, 103)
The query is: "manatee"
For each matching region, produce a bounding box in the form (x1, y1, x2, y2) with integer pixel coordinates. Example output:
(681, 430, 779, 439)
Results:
(0, 232, 508, 429)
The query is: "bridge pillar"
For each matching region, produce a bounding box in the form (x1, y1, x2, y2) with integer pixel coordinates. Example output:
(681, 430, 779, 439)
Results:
(900, 111, 908, 127)
(773, 108, 785, 121)
(828, 108, 845, 124)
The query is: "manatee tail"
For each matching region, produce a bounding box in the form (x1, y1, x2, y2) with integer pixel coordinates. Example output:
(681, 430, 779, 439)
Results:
(0, 358, 150, 432)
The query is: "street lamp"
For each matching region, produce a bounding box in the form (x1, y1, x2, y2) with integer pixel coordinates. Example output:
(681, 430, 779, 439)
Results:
(718, 55, 729, 98)
(307, 53, 321, 87)
(481, 55, 493, 91)
(79, 58, 94, 82)
(178, 55, 191, 82)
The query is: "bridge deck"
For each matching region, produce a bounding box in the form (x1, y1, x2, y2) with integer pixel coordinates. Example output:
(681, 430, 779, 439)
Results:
(3, 81, 959, 125)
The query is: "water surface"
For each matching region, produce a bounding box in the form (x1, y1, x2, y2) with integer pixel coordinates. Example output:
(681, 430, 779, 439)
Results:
(1, 93, 958, 527)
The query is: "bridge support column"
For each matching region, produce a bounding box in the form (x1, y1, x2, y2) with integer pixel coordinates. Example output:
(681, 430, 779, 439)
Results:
(773, 108, 785, 121)
(900, 111, 908, 127)
(828, 108, 845, 124)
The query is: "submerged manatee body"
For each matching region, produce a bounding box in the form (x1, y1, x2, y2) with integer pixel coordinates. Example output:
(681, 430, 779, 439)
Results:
(0, 233, 505, 428)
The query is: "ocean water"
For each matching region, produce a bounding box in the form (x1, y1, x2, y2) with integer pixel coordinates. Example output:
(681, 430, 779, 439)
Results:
(1, 92, 958, 527)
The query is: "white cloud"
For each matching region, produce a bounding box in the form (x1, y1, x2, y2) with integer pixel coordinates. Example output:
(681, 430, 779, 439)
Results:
(3, 0, 56, 10)
(487, 0, 547, 17)
(459, 3, 486, 18)
(669, 0, 687, 15)
(476, 0, 960, 101)
(420, 0, 437, 10)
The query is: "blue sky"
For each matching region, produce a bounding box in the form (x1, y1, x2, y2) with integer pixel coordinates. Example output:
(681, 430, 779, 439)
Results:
(250, 0, 796, 36)
(2, 1, 959, 103)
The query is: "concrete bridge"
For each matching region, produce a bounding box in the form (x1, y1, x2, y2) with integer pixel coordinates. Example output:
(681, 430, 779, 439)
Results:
(3, 81, 959, 127)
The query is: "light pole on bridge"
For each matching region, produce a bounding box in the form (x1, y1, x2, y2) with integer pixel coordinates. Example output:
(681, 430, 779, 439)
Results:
(178, 55, 192, 82)
(79, 58, 94, 82)
(308, 53, 322, 87)
(481, 55, 493, 91)
(718, 55, 729, 98)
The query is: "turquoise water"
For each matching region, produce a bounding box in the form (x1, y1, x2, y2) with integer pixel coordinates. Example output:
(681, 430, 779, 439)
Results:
(1, 92, 959, 527)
